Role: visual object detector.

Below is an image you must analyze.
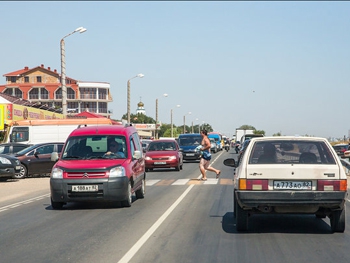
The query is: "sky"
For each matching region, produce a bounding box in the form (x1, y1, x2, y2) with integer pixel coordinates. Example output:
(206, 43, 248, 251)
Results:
(1, 1, 349, 139)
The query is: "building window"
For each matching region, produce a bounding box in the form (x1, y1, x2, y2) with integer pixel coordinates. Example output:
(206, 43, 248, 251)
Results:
(98, 88, 107, 100)
(10, 76, 17, 83)
(40, 88, 49, 99)
(14, 88, 23, 98)
(3, 88, 13, 96)
(29, 88, 39, 100)
(53, 102, 62, 109)
(81, 102, 97, 113)
(67, 88, 76, 99)
(67, 102, 78, 113)
(80, 88, 97, 99)
(55, 88, 62, 99)
(24, 76, 29, 83)
(98, 102, 107, 113)
(37, 76, 42, 83)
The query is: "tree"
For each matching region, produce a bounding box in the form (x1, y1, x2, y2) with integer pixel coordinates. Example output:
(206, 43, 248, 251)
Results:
(201, 123, 213, 132)
(238, 125, 264, 135)
(254, 130, 265, 135)
(238, 124, 256, 130)
(192, 124, 201, 134)
(273, 132, 282, 136)
(121, 113, 155, 124)
(119, 112, 215, 137)
(158, 123, 171, 138)
(162, 127, 182, 138)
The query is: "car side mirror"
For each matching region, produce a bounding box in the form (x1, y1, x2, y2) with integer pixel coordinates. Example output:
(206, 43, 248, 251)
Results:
(133, 150, 142, 159)
(51, 152, 59, 162)
(223, 158, 236, 167)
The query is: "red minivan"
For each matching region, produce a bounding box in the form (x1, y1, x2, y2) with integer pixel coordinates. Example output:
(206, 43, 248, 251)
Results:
(50, 124, 145, 209)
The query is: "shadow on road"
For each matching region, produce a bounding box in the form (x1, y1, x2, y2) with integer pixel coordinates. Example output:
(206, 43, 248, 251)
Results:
(222, 212, 333, 234)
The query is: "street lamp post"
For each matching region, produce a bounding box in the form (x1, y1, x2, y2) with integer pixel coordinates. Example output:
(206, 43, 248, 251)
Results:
(194, 118, 199, 133)
(127, 73, 144, 123)
(183, 112, 191, 134)
(155, 93, 168, 139)
(60, 26, 87, 116)
(171, 105, 181, 137)
(191, 118, 198, 133)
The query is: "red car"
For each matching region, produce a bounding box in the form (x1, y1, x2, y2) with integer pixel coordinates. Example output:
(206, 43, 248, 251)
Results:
(50, 125, 145, 209)
(145, 139, 183, 172)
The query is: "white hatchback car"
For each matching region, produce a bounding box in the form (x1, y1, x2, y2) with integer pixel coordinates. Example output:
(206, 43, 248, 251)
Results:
(224, 136, 348, 232)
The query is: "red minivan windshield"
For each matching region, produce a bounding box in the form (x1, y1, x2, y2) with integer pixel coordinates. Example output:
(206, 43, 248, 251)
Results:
(61, 135, 127, 159)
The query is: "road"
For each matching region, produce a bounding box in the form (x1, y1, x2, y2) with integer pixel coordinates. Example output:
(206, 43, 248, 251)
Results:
(0, 149, 350, 263)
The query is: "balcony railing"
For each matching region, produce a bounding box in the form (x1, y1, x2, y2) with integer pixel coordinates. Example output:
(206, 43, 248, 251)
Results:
(80, 94, 97, 99)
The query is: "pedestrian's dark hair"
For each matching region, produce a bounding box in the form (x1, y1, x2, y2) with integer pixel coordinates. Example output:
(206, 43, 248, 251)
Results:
(201, 129, 207, 135)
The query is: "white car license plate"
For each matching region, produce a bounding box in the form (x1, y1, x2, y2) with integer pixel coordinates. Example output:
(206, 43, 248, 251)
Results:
(72, 185, 98, 192)
(154, 162, 166, 165)
(273, 181, 311, 190)
(15, 166, 21, 170)
(186, 153, 195, 156)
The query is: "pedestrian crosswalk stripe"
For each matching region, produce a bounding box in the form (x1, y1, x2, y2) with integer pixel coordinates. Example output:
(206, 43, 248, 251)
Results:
(172, 179, 190, 185)
(203, 178, 218, 184)
(155, 179, 175, 186)
(146, 180, 160, 186)
(145, 178, 233, 186)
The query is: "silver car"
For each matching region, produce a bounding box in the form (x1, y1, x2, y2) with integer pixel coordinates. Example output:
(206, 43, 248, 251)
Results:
(210, 138, 218, 153)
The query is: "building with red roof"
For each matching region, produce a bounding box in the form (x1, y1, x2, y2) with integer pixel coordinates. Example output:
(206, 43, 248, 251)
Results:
(0, 64, 113, 118)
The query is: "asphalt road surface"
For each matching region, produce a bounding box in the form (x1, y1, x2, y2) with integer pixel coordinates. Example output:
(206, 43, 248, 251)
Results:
(1, 149, 350, 263)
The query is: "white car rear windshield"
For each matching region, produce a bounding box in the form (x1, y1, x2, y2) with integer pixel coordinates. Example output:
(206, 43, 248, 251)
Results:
(248, 140, 336, 165)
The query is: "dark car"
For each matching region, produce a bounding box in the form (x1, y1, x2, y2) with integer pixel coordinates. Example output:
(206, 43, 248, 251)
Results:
(0, 143, 32, 155)
(332, 144, 349, 158)
(178, 133, 202, 161)
(0, 154, 21, 180)
(145, 139, 183, 172)
(14, 142, 64, 179)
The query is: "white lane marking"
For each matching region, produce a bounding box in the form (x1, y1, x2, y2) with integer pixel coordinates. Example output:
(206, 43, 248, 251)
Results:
(21, 200, 34, 204)
(172, 179, 190, 185)
(204, 178, 219, 184)
(146, 180, 160, 186)
(0, 194, 50, 213)
(118, 184, 194, 263)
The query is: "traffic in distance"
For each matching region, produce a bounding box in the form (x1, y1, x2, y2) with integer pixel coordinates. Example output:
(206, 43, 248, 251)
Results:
(1, 126, 350, 263)
(0, 122, 348, 231)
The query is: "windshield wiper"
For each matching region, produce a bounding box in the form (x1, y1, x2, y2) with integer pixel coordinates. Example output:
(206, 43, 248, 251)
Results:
(86, 156, 105, 160)
(63, 156, 81, 159)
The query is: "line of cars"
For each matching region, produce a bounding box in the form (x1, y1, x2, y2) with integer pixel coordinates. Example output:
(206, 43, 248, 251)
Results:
(0, 142, 64, 181)
(144, 139, 183, 172)
(141, 133, 227, 173)
(332, 143, 350, 159)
